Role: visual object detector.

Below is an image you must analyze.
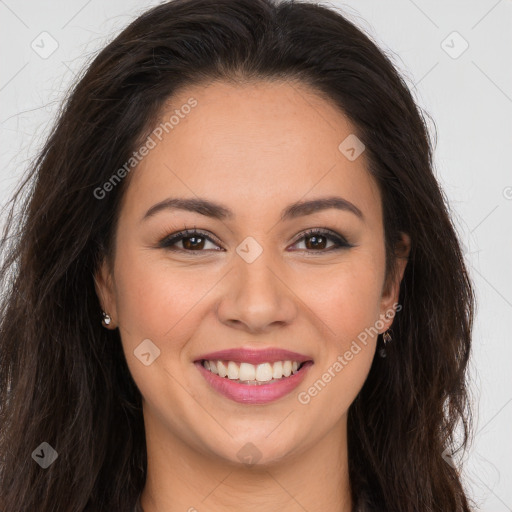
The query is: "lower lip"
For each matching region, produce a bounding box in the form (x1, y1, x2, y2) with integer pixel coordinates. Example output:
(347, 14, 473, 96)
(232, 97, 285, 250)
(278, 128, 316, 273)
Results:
(195, 361, 313, 404)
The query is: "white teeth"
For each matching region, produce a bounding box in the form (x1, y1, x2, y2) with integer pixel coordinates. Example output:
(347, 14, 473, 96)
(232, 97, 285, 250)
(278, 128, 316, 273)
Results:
(272, 361, 283, 379)
(203, 359, 304, 382)
(217, 360, 227, 378)
(255, 363, 273, 382)
(227, 361, 239, 380)
(239, 362, 256, 381)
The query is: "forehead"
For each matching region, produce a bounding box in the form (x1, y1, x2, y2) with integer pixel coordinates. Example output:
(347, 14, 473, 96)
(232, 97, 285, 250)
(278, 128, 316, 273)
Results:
(123, 80, 382, 225)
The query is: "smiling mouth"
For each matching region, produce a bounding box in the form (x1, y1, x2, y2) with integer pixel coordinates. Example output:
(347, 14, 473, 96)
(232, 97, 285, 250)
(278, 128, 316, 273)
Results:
(199, 359, 310, 385)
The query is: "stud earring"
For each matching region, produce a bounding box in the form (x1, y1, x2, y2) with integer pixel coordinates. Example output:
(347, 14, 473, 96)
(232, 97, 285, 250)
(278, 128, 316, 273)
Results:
(101, 311, 112, 327)
(378, 329, 392, 358)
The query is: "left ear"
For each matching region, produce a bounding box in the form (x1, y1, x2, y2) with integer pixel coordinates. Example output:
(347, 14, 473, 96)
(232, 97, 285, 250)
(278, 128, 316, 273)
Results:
(379, 232, 411, 330)
(93, 256, 118, 329)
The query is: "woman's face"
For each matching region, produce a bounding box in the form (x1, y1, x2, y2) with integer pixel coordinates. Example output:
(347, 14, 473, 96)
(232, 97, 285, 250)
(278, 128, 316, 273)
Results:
(96, 80, 408, 466)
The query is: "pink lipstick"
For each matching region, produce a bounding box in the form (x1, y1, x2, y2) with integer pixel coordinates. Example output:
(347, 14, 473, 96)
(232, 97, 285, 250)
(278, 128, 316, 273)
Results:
(194, 347, 313, 405)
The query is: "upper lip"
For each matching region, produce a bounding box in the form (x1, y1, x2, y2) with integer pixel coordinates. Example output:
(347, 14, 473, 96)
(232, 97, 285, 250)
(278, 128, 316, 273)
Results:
(195, 347, 313, 365)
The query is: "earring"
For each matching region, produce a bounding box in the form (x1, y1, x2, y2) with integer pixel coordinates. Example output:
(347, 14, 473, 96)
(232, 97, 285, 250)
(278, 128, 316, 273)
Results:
(378, 329, 392, 358)
(101, 310, 112, 327)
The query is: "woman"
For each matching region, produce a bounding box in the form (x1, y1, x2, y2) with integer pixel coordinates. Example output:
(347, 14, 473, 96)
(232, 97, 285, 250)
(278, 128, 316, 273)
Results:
(0, 0, 475, 510)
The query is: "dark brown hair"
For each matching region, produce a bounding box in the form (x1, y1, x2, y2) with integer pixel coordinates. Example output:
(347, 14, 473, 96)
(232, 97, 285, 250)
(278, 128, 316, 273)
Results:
(0, 0, 475, 510)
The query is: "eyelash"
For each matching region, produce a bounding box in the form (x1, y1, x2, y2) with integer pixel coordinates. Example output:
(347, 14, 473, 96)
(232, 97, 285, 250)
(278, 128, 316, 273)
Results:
(158, 226, 352, 254)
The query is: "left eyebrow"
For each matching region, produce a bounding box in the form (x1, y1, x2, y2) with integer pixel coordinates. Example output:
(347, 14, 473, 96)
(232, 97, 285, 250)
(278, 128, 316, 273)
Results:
(281, 196, 364, 222)
(141, 195, 364, 223)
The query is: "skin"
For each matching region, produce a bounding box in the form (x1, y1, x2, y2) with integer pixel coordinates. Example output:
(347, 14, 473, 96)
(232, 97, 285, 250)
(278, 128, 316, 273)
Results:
(95, 79, 410, 512)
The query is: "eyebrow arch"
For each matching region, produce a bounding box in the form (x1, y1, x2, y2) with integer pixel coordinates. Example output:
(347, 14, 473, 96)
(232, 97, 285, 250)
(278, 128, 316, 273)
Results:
(141, 195, 364, 222)
(282, 196, 364, 221)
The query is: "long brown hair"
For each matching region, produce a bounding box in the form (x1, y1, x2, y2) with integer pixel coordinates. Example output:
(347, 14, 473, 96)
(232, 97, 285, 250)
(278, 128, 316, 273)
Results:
(0, 0, 475, 510)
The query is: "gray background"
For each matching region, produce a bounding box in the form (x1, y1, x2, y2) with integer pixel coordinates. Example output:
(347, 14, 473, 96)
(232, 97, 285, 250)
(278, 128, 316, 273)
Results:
(1, 0, 511, 510)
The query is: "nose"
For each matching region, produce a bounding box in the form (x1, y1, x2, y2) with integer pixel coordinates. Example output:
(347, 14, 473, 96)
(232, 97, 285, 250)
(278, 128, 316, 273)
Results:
(215, 249, 298, 335)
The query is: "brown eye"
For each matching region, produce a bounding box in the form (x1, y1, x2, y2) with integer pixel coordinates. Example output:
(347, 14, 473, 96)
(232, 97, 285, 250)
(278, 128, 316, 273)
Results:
(181, 234, 206, 250)
(159, 229, 222, 252)
(290, 228, 351, 252)
(304, 233, 329, 250)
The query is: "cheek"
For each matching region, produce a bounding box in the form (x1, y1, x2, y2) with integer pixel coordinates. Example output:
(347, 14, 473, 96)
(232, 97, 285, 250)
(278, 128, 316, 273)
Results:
(113, 250, 176, 339)
(299, 343, 374, 424)
(112, 249, 205, 406)
(297, 254, 385, 344)
(295, 263, 381, 416)
(113, 247, 221, 350)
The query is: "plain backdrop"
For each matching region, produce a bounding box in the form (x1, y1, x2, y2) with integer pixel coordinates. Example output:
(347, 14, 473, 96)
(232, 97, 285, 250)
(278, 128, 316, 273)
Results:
(1, 1, 511, 510)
